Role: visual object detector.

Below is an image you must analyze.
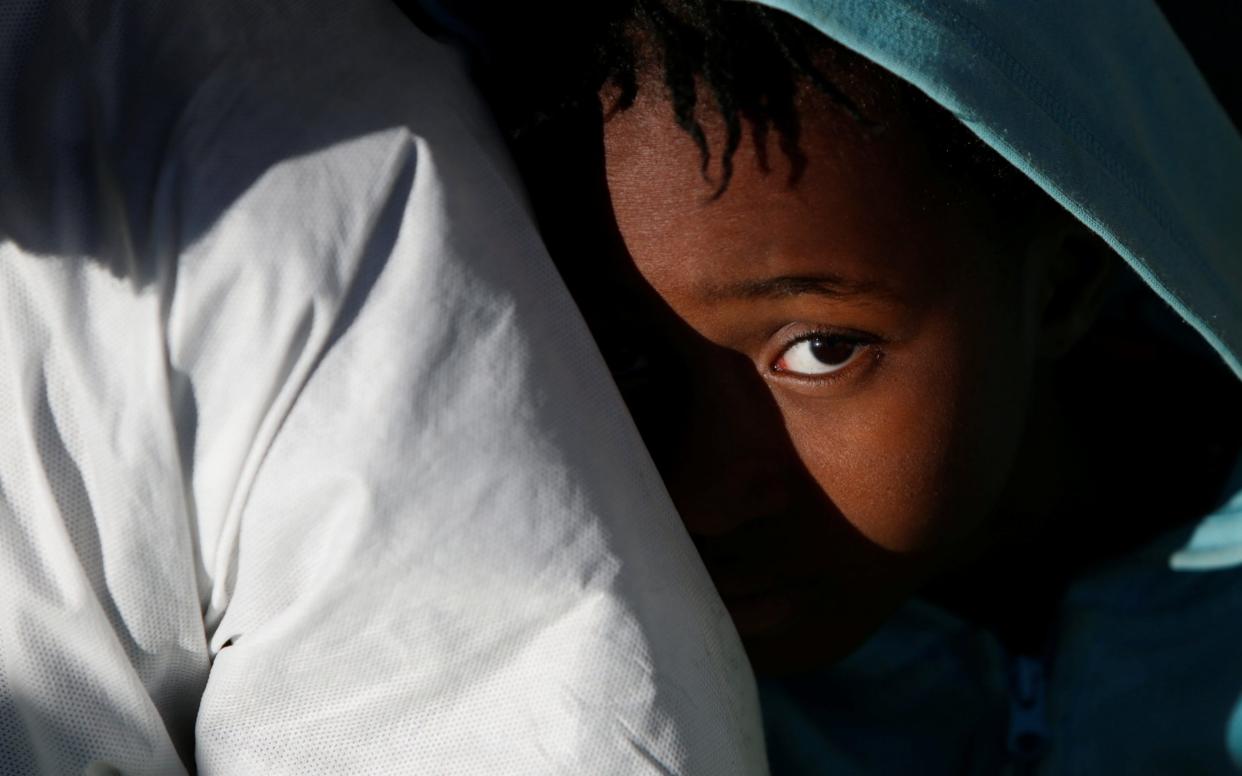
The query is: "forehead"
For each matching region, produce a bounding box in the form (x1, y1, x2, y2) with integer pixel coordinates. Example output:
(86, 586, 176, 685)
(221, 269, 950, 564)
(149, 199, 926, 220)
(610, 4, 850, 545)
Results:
(600, 83, 986, 309)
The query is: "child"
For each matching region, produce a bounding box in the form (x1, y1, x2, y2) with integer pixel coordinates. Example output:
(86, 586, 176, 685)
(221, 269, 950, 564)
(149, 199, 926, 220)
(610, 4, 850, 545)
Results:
(497, 0, 1242, 771)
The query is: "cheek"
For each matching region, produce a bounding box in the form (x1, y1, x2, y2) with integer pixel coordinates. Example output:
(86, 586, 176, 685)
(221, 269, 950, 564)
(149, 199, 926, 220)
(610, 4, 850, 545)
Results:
(776, 306, 1032, 558)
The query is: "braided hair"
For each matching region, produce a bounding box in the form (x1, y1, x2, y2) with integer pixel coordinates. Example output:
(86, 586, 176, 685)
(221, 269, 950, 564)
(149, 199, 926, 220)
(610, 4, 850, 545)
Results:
(589, 0, 875, 197)
(495, 0, 1038, 208)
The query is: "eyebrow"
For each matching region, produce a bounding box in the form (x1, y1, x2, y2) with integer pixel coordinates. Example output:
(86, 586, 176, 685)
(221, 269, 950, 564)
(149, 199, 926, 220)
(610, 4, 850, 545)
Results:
(701, 273, 888, 301)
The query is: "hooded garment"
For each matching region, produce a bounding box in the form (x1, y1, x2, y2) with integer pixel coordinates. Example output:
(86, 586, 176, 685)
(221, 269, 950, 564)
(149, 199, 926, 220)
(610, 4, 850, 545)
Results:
(2, 1, 1241, 775)
(743, 1, 1242, 773)
(0, 1, 765, 773)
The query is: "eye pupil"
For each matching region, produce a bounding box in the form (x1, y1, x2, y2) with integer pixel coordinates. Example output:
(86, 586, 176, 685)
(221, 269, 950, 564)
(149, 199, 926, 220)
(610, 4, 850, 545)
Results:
(809, 338, 857, 365)
(772, 334, 869, 377)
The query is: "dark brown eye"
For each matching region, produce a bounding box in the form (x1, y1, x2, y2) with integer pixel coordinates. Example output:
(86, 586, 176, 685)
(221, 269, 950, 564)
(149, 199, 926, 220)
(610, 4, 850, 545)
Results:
(774, 336, 863, 376)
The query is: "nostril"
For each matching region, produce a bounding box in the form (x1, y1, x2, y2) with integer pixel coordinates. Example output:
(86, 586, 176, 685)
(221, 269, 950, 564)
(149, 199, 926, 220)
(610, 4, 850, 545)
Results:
(665, 440, 800, 535)
(672, 477, 795, 540)
(688, 527, 735, 558)
(675, 499, 758, 540)
(687, 509, 787, 565)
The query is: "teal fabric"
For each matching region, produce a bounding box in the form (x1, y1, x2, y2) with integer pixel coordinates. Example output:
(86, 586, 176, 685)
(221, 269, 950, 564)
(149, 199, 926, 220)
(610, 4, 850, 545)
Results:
(753, 0, 1242, 376)
(760, 542, 1242, 773)
(748, 0, 1242, 770)
(761, 522, 1242, 773)
(1174, 454, 1242, 571)
(748, 0, 1242, 571)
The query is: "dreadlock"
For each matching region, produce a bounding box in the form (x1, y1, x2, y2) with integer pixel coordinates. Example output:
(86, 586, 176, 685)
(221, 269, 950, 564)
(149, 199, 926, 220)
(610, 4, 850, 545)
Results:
(592, 0, 883, 196)
(496, 0, 1039, 208)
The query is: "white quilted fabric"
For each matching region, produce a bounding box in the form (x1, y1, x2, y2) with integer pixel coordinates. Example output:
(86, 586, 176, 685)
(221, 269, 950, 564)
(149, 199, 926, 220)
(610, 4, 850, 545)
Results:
(0, 1, 766, 773)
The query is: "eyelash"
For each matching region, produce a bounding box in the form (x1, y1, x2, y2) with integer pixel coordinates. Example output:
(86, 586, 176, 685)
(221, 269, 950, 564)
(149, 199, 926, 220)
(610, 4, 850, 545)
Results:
(768, 329, 881, 382)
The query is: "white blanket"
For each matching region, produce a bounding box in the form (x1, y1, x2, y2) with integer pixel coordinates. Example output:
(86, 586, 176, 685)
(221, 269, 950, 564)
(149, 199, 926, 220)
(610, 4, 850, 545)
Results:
(0, 1, 764, 773)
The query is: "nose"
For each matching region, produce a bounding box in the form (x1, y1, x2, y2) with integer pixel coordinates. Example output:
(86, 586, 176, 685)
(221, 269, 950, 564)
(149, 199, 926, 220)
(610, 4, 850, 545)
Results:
(664, 353, 798, 539)
(670, 449, 793, 538)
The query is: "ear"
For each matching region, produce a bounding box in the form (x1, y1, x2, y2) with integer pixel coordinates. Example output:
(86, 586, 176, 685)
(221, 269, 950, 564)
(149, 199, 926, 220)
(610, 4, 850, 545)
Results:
(1025, 217, 1117, 358)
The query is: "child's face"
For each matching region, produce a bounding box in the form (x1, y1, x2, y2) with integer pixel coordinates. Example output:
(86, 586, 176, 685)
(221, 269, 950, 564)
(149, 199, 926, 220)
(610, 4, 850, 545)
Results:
(601, 86, 1047, 671)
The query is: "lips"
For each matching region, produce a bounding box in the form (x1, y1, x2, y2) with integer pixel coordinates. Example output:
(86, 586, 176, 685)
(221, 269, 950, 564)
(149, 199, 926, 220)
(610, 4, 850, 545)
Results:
(721, 589, 795, 635)
(691, 520, 807, 634)
(707, 563, 801, 635)
(711, 565, 782, 597)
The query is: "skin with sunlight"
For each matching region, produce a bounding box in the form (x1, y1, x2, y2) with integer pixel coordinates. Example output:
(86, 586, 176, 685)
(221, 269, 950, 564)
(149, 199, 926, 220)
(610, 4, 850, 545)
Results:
(599, 73, 1115, 672)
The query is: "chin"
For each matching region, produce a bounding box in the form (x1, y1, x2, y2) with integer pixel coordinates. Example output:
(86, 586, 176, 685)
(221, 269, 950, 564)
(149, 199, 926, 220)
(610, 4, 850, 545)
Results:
(732, 585, 899, 676)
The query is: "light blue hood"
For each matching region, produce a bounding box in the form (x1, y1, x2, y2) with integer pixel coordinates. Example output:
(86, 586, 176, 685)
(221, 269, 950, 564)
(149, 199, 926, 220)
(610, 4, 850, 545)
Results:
(749, 0, 1242, 576)
(754, 0, 1242, 376)
(748, 1, 1242, 767)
